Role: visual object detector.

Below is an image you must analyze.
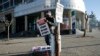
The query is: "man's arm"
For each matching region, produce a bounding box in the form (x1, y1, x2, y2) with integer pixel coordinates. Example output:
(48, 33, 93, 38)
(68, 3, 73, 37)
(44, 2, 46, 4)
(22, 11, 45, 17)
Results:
(47, 18, 57, 26)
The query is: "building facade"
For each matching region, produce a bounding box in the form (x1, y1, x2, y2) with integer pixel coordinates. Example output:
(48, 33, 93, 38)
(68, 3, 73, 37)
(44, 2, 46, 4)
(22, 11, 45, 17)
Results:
(0, 0, 86, 35)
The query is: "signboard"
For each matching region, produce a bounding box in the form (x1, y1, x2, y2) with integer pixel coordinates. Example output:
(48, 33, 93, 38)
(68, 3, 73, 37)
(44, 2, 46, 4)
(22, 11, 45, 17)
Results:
(55, 2, 64, 23)
(37, 18, 51, 36)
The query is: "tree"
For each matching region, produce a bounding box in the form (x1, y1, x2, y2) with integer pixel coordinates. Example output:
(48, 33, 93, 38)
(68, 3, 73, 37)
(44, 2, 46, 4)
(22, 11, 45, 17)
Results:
(83, 11, 88, 37)
(4, 19, 13, 41)
(89, 12, 98, 28)
(98, 21, 100, 30)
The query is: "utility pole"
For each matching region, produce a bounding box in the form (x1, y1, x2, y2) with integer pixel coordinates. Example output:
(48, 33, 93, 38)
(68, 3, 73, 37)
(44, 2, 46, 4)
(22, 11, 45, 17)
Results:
(55, 24, 61, 56)
(55, 0, 61, 56)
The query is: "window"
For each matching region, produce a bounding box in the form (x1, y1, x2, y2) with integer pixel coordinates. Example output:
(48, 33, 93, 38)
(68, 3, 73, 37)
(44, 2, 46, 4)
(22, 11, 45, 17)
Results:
(10, 0, 13, 6)
(24, 0, 36, 3)
(0, 0, 2, 4)
(0, 5, 3, 11)
(15, 0, 22, 5)
(2, 0, 8, 3)
(3, 2, 9, 9)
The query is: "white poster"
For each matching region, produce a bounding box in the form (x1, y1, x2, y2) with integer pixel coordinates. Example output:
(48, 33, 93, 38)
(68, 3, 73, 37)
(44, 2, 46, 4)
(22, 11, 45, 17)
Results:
(55, 2, 64, 23)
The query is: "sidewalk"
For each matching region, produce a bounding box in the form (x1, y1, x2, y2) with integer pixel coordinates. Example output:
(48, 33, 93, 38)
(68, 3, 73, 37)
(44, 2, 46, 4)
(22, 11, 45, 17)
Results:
(0, 37, 46, 56)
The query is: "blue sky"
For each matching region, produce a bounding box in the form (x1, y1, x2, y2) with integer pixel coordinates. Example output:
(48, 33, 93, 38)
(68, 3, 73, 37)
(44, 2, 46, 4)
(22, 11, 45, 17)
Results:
(84, 0, 100, 21)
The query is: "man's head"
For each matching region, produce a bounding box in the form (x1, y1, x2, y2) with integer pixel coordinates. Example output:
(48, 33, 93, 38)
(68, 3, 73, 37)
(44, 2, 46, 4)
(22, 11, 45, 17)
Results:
(46, 11, 52, 16)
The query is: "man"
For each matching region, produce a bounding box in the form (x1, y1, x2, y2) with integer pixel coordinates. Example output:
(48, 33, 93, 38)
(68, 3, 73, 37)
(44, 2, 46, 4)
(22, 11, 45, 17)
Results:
(45, 11, 56, 45)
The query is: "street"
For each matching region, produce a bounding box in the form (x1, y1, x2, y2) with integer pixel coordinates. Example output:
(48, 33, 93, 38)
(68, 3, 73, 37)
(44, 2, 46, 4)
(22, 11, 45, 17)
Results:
(0, 29, 100, 56)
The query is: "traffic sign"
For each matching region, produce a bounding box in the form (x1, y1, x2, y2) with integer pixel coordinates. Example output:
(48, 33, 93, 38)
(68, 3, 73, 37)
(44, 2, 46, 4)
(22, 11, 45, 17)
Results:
(55, 2, 64, 23)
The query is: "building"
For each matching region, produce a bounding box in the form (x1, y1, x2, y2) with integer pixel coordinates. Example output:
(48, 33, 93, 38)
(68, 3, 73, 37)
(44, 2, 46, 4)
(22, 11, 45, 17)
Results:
(0, 0, 86, 36)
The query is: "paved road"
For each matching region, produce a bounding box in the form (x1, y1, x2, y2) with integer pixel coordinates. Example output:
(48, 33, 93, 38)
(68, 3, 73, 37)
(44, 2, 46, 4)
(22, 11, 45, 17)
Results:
(0, 29, 100, 56)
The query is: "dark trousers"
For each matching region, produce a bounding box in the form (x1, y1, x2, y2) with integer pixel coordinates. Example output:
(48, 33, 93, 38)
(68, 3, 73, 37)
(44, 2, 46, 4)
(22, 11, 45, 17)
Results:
(44, 34, 51, 45)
